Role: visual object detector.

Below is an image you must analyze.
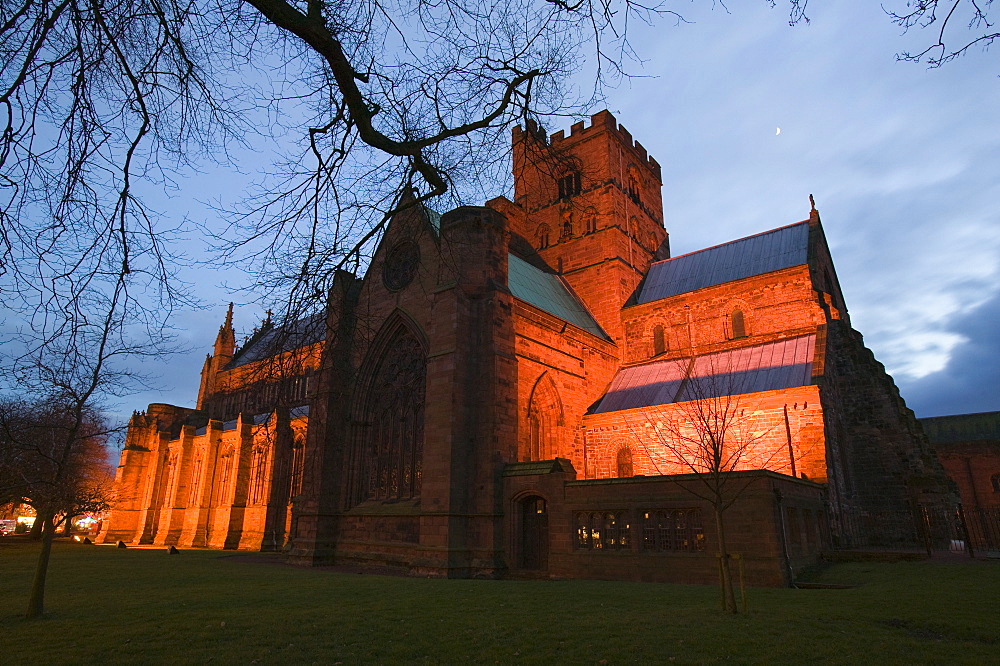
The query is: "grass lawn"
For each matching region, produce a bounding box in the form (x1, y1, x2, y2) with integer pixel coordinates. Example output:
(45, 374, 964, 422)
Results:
(1, 539, 997, 664)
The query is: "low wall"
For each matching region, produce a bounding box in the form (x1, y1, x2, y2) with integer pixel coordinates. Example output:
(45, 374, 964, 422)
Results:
(503, 462, 826, 587)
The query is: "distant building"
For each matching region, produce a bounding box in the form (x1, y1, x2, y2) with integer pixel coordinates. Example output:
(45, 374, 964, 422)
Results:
(101, 111, 951, 585)
(920, 412, 1000, 511)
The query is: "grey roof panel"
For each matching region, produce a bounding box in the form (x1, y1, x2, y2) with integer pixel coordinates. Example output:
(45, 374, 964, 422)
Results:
(593, 334, 816, 413)
(508, 254, 608, 339)
(289, 405, 310, 420)
(638, 222, 810, 303)
(228, 312, 326, 368)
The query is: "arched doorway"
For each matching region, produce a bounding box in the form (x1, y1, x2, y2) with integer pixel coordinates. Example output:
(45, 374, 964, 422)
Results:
(519, 495, 548, 570)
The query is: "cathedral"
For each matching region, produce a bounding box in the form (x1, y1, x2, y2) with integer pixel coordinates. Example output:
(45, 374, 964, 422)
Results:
(101, 111, 950, 586)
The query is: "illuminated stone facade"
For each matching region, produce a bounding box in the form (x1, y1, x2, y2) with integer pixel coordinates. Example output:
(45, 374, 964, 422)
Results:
(102, 111, 950, 585)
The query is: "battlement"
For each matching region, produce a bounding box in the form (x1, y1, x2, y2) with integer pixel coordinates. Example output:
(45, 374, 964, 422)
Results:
(512, 110, 661, 181)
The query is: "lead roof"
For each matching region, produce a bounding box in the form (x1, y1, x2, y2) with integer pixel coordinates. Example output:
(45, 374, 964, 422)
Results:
(637, 221, 810, 304)
(593, 334, 816, 414)
(227, 312, 326, 369)
(507, 253, 609, 339)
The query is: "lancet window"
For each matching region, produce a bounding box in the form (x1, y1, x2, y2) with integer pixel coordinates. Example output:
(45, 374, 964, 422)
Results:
(730, 309, 747, 339)
(289, 435, 306, 500)
(536, 224, 551, 249)
(217, 446, 235, 505)
(652, 325, 666, 356)
(187, 455, 203, 506)
(248, 445, 269, 505)
(616, 447, 634, 478)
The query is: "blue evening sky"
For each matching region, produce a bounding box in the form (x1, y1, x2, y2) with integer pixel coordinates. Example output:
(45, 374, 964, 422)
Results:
(124, 2, 1000, 420)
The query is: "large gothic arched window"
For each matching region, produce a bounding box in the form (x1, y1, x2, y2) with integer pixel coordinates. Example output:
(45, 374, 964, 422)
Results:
(356, 328, 426, 503)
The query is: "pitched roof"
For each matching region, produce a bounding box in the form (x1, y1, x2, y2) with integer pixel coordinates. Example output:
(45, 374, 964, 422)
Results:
(227, 312, 326, 369)
(919, 411, 1000, 444)
(637, 221, 810, 304)
(508, 253, 609, 339)
(592, 334, 816, 414)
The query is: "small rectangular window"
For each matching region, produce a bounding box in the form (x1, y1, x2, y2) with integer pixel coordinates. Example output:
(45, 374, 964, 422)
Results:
(640, 509, 705, 552)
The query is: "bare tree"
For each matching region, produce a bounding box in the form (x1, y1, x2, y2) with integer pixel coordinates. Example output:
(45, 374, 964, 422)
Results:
(3, 1, 982, 333)
(621, 355, 793, 614)
(0, 263, 173, 618)
(0, 0, 689, 332)
(784, 1, 997, 67)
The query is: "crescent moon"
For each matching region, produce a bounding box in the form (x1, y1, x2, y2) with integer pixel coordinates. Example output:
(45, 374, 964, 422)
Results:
(776, 127, 781, 136)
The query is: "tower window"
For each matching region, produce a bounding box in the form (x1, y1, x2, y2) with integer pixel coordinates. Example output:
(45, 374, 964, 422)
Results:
(627, 170, 641, 205)
(536, 224, 551, 249)
(558, 172, 581, 200)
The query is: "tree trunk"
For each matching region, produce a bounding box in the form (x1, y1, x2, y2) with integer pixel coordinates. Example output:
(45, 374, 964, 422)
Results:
(26, 514, 55, 618)
(29, 514, 44, 540)
(714, 505, 738, 614)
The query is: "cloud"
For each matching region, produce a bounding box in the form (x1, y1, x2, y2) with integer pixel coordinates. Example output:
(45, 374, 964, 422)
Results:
(896, 289, 1000, 417)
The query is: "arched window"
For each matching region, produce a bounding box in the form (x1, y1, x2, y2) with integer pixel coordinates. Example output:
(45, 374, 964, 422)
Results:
(616, 447, 634, 478)
(536, 224, 551, 249)
(216, 446, 235, 505)
(730, 309, 747, 339)
(187, 455, 203, 506)
(584, 208, 597, 234)
(288, 435, 306, 501)
(604, 512, 630, 549)
(355, 328, 426, 503)
(248, 445, 269, 505)
(627, 167, 641, 205)
(561, 219, 573, 240)
(575, 511, 629, 550)
(528, 410, 542, 460)
(526, 374, 564, 461)
(652, 325, 666, 356)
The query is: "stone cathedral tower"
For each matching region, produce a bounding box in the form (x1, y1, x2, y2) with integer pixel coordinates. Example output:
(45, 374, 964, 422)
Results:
(507, 110, 669, 343)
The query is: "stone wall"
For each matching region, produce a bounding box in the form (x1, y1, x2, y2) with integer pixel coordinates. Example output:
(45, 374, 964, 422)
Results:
(620, 264, 824, 365)
(819, 320, 954, 514)
(582, 385, 828, 482)
(503, 461, 827, 586)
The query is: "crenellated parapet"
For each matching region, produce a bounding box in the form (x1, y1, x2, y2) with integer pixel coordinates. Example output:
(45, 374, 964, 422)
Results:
(512, 110, 662, 182)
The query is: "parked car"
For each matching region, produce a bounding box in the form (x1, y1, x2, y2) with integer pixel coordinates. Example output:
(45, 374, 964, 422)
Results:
(0, 520, 16, 536)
